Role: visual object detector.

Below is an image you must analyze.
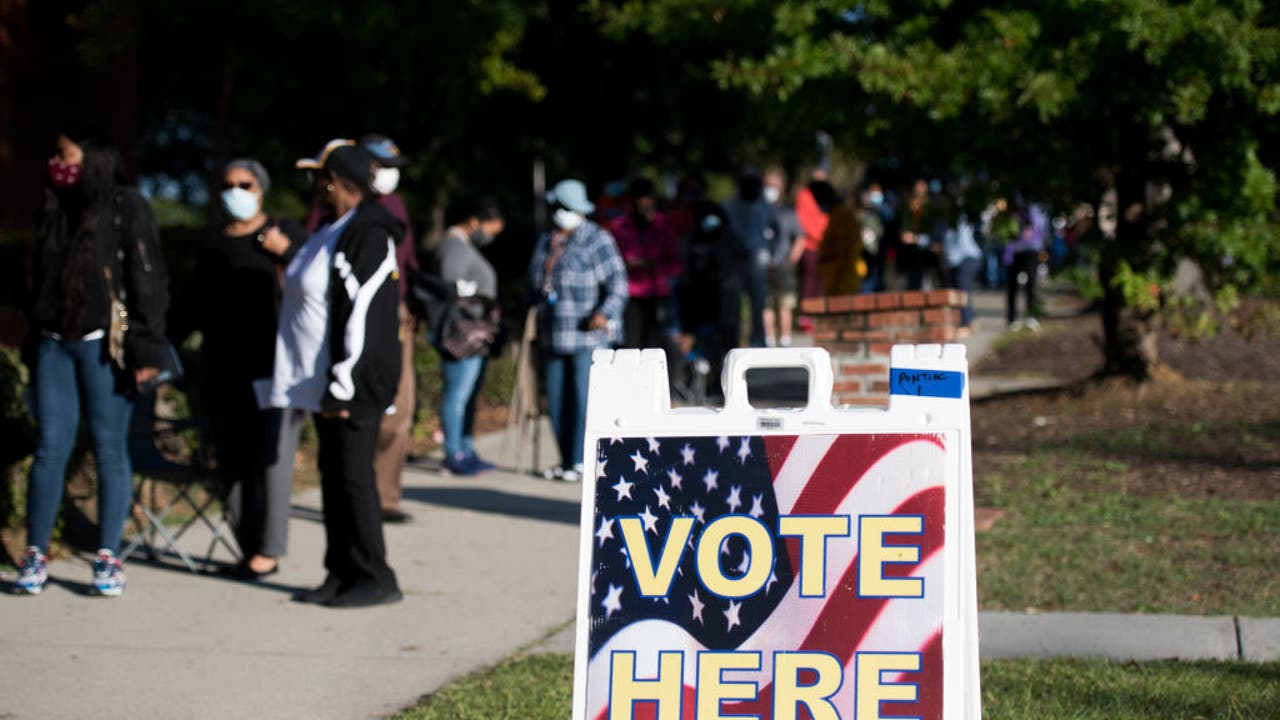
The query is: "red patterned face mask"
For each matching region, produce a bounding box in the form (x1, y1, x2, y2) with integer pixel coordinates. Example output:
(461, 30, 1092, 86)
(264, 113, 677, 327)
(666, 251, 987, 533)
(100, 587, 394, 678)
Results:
(48, 157, 83, 188)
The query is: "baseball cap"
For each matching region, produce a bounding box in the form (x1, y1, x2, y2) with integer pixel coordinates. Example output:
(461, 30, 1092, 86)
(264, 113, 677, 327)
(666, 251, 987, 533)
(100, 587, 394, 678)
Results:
(324, 145, 375, 190)
(547, 179, 595, 214)
(296, 138, 355, 170)
(360, 133, 408, 168)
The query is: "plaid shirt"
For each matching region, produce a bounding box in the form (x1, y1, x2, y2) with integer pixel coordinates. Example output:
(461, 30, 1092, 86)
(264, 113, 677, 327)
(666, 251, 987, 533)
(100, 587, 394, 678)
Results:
(527, 220, 629, 353)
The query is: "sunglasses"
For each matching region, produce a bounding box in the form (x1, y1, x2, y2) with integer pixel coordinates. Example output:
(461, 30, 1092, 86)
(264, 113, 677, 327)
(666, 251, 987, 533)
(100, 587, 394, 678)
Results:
(222, 181, 255, 191)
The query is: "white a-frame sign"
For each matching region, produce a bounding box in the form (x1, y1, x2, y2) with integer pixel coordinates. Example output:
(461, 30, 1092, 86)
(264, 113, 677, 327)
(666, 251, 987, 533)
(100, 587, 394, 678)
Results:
(572, 345, 980, 720)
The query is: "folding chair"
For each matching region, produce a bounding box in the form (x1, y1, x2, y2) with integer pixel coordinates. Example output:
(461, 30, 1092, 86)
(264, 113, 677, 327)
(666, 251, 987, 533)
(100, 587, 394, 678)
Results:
(122, 391, 240, 572)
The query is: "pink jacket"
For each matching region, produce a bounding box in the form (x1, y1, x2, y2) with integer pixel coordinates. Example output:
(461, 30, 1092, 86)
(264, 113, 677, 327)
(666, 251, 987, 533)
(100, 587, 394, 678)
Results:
(609, 212, 682, 299)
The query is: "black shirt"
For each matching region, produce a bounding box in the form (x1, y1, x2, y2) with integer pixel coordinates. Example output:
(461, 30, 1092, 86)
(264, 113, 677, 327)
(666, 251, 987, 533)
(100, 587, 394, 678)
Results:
(196, 217, 307, 386)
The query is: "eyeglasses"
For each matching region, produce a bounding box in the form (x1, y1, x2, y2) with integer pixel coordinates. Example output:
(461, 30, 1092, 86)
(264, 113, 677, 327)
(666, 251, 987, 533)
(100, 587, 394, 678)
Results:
(222, 181, 255, 191)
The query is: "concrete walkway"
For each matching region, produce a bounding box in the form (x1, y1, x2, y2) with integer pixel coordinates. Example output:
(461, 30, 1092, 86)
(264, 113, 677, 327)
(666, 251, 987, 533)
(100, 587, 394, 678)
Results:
(3, 289, 1277, 719)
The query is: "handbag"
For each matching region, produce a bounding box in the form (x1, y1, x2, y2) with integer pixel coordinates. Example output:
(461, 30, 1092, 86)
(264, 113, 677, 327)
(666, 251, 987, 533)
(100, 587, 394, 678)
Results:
(102, 266, 129, 370)
(439, 299, 502, 361)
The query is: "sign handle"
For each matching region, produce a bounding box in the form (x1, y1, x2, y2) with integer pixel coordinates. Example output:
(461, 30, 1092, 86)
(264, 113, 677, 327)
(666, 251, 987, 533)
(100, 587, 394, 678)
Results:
(721, 347, 835, 413)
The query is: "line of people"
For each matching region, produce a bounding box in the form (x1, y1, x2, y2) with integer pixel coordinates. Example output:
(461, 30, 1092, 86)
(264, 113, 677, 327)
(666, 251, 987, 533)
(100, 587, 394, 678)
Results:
(18, 132, 428, 607)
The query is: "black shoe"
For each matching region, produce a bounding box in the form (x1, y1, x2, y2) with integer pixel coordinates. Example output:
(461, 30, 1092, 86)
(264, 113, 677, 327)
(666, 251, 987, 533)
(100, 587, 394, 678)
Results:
(381, 508, 413, 524)
(322, 583, 403, 608)
(220, 561, 279, 582)
(294, 575, 342, 604)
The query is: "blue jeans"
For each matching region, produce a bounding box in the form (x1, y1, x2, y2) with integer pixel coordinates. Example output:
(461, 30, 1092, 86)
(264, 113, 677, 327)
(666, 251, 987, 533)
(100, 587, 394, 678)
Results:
(542, 348, 592, 470)
(27, 337, 135, 554)
(949, 257, 983, 327)
(440, 355, 486, 457)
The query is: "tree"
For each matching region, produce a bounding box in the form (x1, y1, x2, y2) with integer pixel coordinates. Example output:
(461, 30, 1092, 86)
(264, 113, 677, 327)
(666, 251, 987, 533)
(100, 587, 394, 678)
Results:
(600, 0, 1280, 378)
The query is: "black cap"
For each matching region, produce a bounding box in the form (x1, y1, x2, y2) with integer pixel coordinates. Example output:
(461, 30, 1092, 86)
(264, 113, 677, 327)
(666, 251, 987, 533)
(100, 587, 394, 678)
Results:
(324, 145, 374, 191)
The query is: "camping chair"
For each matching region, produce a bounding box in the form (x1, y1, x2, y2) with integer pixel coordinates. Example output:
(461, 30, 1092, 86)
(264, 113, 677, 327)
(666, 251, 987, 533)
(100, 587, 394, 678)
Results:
(121, 390, 240, 572)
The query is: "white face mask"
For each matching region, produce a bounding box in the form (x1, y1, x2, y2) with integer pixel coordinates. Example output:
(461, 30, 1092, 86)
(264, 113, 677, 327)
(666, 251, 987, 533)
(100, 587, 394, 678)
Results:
(371, 167, 400, 195)
(763, 186, 781, 204)
(553, 208, 584, 231)
(221, 187, 260, 222)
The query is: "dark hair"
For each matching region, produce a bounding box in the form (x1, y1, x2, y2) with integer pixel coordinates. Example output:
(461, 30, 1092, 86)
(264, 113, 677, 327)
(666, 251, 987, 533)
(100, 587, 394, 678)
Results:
(628, 176, 656, 201)
(807, 180, 838, 213)
(445, 194, 503, 227)
(52, 139, 128, 334)
(737, 169, 763, 202)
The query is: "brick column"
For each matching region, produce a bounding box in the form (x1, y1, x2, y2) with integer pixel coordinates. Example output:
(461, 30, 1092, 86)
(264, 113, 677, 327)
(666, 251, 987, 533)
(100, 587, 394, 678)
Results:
(801, 290, 967, 406)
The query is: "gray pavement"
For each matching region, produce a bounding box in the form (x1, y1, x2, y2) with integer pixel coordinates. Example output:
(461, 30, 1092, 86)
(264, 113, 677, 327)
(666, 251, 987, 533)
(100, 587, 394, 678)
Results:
(2, 289, 1276, 719)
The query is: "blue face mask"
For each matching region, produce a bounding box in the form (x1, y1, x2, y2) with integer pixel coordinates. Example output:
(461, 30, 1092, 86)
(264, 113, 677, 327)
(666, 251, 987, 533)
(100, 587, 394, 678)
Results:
(222, 187, 260, 222)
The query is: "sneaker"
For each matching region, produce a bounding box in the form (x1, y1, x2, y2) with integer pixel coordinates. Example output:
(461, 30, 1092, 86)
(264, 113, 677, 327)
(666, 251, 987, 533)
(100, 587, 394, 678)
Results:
(16, 546, 47, 595)
(468, 453, 497, 472)
(779, 335, 793, 347)
(1025, 317, 1042, 332)
(541, 465, 565, 481)
(442, 452, 479, 476)
(559, 464, 584, 483)
(91, 550, 125, 597)
(1008, 320, 1024, 332)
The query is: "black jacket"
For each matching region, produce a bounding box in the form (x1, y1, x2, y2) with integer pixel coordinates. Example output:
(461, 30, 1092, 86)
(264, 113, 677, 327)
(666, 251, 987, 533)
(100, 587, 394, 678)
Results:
(28, 187, 169, 369)
(322, 199, 405, 419)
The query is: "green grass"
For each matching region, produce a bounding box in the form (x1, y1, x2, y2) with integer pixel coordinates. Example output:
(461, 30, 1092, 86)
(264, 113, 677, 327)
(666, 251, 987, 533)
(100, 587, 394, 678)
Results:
(395, 653, 1280, 720)
(394, 653, 573, 720)
(976, 453, 1280, 615)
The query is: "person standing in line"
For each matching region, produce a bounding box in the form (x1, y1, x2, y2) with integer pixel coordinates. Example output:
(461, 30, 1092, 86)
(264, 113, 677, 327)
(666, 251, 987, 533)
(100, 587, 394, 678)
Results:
(793, 174, 835, 329)
(610, 176, 681, 355)
(1003, 202, 1048, 331)
(899, 179, 947, 291)
(187, 158, 308, 581)
(360, 133, 419, 524)
(18, 130, 170, 597)
(720, 168, 780, 348)
(270, 143, 404, 607)
(943, 207, 984, 336)
(761, 169, 801, 347)
(528, 179, 628, 482)
(430, 195, 505, 476)
(817, 187, 867, 297)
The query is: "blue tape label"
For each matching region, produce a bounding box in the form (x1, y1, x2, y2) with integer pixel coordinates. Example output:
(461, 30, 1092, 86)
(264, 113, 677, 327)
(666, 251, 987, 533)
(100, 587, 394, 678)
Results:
(891, 368, 965, 398)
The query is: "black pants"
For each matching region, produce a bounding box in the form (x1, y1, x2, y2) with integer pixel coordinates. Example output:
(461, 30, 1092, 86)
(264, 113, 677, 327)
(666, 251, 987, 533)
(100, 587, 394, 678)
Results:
(1006, 250, 1040, 323)
(315, 414, 398, 592)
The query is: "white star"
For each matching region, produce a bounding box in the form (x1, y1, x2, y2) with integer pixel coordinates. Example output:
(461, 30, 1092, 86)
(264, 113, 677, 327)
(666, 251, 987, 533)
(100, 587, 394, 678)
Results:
(595, 516, 615, 547)
(650, 596, 670, 605)
(748, 493, 765, 519)
(690, 500, 706, 524)
(689, 590, 705, 624)
(721, 537, 733, 556)
(702, 469, 719, 492)
(654, 485, 672, 510)
(602, 584, 624, 619)
(724, 600, 742, 632)
(666, 468, 683, 490)
(640, 505, 659, 534)
(631, 449, 649, 474)
(736, 549, 751, 575)
(737, 437, 752, 463)
(716, 436, 731, 452)
(610, 436, 623, 445)
(766, 570, 778, 594)
(681, 443, 696, 466)
(726, 485, 742, 513)
(596, 459, 608, 479)
(647, 437, 661, 454)
(612, 477, 634, 501)
(591, 570, 598, 593)
(619, 545, 631, 568)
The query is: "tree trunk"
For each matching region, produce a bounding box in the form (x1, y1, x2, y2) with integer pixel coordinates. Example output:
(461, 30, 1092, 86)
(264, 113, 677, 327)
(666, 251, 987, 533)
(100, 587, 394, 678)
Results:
(1098, 154, 1161, 380)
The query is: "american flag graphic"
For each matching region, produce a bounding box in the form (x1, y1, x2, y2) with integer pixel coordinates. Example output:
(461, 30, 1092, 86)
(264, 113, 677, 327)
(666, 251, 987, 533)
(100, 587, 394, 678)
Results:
(585, 433, 948, 720)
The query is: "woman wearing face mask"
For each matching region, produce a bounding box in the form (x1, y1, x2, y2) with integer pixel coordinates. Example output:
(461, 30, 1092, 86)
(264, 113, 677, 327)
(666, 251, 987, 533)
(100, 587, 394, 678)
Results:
(360, 133, 420, 523)
(271, 143, 404, 608)
(527, 179, 628, 482)
(18, 130, 170, 597)
(430, 195, 505, 475)
(192, 158, 307, 580)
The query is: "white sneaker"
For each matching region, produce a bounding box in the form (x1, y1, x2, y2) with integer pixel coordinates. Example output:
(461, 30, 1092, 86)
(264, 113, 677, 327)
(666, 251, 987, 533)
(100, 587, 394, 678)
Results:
(1025, 317, 1042, 332)
(779, 335, 793, 347)
(16, 546, 47, 595)
(1008, 320, 1024, 332)
(91, 549, 125, 597)
(541, 465, 565, 481)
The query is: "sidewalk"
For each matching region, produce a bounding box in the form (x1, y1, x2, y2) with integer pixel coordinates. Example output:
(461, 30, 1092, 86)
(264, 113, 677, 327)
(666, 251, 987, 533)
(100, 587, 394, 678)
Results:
(3, 291, 1277, 719)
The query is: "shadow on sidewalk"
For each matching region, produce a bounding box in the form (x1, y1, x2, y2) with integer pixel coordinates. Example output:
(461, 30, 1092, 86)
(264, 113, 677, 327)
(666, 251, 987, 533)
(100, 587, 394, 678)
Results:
(402, 486, 580, 525)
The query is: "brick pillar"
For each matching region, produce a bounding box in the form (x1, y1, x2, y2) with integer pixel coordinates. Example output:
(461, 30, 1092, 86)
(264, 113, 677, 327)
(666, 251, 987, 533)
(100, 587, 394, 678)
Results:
(801, 290, 967, 407)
